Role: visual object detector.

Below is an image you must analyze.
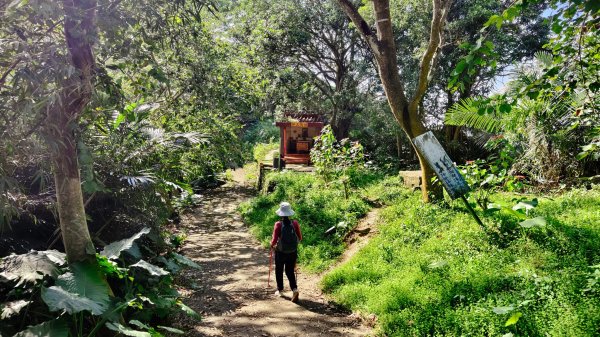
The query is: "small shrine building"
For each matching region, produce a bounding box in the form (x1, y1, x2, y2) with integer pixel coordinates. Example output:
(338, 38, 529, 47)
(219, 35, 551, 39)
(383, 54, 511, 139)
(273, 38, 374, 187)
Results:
(275, 112, 325, 166)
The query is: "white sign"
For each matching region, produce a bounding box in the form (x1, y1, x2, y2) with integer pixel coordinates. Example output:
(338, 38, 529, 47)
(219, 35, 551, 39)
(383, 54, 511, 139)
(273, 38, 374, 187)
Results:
(412, 131, 470, 199)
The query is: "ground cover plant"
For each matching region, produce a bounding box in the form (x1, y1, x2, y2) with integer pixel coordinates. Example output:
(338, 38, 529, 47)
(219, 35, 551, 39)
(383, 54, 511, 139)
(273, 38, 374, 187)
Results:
(321, 186, 600, 336)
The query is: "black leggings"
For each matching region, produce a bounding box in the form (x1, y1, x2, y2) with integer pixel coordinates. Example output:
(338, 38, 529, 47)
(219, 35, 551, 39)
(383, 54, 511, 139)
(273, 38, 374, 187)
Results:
(275, 250, 297, 291)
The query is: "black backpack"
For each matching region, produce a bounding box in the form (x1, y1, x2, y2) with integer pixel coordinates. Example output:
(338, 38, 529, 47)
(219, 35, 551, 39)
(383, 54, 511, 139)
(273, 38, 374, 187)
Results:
(277, 220, 298, 253)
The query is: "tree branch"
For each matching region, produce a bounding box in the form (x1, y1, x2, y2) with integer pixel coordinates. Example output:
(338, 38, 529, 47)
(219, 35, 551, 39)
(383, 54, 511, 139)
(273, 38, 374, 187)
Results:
(409, 0, 452, 112)
(0, 59, 21, 89)
(334, 0, 381, 57)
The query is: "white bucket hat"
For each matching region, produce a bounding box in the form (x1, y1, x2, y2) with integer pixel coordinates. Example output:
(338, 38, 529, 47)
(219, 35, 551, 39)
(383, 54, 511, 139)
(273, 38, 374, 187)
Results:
(276, 202, 295, 216)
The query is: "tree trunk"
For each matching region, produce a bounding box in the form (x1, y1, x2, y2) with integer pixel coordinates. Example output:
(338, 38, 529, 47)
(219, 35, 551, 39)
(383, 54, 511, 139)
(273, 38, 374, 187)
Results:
(396, 131, 402, 159)
(51, 133, 94, 262)
(331, 114, 353, 139)
(335, 0, 451, 202)
(45, 0, 97, 263)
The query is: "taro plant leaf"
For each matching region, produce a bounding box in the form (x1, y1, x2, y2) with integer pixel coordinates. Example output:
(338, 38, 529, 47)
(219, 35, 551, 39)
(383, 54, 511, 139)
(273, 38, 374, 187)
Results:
(1, 299, 31, 319)
(42, 250, 67, 266)
(13, 318, 69, 337)
(512, 199, 538, 214)
(156, 256, 181, 273)
(0, 250, 64, 286)
(179, 302, 201, 320)
(101, 227, 151, 260)
(125, 243, 142, 260)
(130, 260, 169, 277)
(486, 203, 503, 211)
(129, 320, 150, 329)
(492, 306, 514, 314)
(158, 326, 185, 334)
(505, 208, 527, 220)
(170, 252, 201, 269)
(105, 322, 151, 337)
(54, 261, 110, 314)
(505, 311, 523, 326)
(41, 286, 107, 315)
(519, 217, 547, 228)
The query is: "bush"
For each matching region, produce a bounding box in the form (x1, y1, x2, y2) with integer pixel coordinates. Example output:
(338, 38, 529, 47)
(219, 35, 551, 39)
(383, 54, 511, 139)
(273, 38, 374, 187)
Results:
(311, 125, 366, 183)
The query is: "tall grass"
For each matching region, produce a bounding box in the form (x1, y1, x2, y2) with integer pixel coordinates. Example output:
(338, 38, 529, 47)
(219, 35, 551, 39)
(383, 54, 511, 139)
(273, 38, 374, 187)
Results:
(322, 186, 600, 336)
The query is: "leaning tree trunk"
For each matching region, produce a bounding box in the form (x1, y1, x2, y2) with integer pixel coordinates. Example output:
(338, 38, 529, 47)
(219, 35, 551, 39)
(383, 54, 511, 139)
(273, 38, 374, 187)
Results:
(45, 0, 97, 263)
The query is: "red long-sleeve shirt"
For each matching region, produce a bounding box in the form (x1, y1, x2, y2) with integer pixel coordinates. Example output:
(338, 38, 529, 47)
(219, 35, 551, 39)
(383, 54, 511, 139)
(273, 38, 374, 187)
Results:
(270, 220, 302, 247)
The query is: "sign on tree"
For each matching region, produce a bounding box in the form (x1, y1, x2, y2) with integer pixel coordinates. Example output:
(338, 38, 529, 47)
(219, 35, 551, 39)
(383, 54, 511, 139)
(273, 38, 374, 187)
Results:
(412, 131, 470, 199)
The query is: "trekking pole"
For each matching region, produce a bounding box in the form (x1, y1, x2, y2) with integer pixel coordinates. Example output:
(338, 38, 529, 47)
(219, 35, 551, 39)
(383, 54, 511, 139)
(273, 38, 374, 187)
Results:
(267, 248, 273, 288)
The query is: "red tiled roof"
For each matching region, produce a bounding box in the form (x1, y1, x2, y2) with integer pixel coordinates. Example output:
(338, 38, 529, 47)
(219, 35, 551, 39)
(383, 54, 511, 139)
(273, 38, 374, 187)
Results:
(283, 110, 325, 123)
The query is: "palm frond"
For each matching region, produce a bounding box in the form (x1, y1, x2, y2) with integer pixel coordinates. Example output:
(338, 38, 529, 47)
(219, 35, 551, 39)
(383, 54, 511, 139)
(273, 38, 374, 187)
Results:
(445, 97, 503, 133)
(120, 170, 156, 187)
(534, 51, 553, 68)
(172, 132, 209, 145)
(141, 127, 167, 144)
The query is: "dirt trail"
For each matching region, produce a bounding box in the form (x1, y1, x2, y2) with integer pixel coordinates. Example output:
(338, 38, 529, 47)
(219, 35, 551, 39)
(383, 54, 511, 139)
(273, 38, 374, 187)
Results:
(175, 179, 372, 337)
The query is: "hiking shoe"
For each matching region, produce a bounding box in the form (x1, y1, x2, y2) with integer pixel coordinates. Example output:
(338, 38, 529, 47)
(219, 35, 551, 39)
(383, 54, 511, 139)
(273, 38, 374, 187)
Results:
(274, 290, 284, 297)
(291, 290, 299, 303)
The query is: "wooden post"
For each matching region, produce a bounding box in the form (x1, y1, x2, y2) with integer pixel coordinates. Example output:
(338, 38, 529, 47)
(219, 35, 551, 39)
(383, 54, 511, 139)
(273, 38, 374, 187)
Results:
(282, 126, 287, 161)
(279, 125, 284, 169)
(258, 163, 264, 191)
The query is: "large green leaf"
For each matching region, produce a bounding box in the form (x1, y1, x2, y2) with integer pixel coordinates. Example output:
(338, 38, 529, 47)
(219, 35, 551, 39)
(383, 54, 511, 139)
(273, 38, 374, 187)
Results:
(13, 319, 68, 337)
(105, 322, 151, 337)
(519, 216, 547, 228)
(101, 228, 151, 260)
(1, 299, 31, 319)
(54, 262, 110, 313)
(170, 252, 201, 269)
(41, 286, 107, 315)
(512, 199, 538, 213)
(179, 302, 200, 320)
(0, 250, 65, 286)
(155, 256, 181, 273)
(130, 260, 169, 277)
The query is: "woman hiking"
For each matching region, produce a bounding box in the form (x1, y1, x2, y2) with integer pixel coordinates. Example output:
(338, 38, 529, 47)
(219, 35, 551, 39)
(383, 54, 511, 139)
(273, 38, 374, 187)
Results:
(270, 201, 302, 302)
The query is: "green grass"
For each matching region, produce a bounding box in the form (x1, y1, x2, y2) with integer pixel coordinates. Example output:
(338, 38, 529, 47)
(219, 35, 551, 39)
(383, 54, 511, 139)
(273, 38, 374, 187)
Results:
(253, 142, 279, 163)
(322, 186, 600, 336)
(239, 170, 397, 272)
